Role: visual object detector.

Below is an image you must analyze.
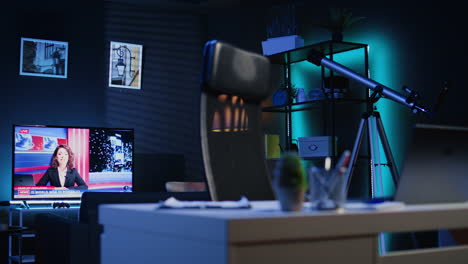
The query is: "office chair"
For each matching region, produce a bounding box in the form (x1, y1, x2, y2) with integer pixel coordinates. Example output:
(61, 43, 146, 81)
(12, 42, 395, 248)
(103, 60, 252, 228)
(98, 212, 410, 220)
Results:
(35, 191, 210, 264)
(200, 40, 276, 201)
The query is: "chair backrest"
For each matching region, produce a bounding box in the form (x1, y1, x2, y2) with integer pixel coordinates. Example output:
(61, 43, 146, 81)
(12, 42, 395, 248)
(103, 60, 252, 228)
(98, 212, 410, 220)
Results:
(79, 191, 210, 224)
(200, 40, 276, 201)
(73, 191, 209, 264)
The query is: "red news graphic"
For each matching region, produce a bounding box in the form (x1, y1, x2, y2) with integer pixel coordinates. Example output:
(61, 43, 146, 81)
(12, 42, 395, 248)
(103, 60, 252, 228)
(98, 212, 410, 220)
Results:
(29, 135, 67, 151)
(14, 186, 82, 199)
(15, 186, 55, 195)
(16, 128, 68, 152)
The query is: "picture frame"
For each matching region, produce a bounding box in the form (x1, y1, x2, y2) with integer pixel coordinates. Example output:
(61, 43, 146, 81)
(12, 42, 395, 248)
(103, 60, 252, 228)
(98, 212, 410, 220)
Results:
(19, 37, 68, 78)
(109, 41, 143, 89)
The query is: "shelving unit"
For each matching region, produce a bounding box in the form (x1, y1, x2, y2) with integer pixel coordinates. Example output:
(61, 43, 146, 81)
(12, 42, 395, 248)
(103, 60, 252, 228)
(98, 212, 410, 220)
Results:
(8, 206, 79, 264)
(264, 40, 370, 162)
(8, 208, 36, 264)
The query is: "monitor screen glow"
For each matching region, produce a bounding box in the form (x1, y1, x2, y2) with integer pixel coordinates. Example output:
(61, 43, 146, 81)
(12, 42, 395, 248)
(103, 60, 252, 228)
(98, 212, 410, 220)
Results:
(12, 125, 134, 200)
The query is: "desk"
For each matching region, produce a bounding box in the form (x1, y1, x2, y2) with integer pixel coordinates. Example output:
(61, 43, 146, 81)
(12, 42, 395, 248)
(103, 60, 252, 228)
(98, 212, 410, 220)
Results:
(99, 201, 468, 264)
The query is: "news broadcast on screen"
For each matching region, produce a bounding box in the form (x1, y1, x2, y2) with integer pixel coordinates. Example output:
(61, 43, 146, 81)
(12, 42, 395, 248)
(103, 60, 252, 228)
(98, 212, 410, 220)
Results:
(12, 125, 134, 200)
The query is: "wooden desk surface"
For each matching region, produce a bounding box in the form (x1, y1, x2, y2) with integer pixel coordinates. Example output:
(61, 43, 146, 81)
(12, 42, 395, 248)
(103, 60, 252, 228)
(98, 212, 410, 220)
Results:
(100, 201, 468, 243)
(100, 201, 468, 264)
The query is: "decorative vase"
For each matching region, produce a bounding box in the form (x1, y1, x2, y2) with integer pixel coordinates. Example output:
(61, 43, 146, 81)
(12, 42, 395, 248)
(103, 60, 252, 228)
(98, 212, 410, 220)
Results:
(296, 88, 307, 103)
(272, 89, 289, 106)
(308, 88, 326, 101)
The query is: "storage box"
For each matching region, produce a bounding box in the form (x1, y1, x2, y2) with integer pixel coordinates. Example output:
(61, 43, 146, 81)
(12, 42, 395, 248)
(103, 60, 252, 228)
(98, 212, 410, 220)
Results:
(298, 136, 336, 158)
(261, 35, 304, 56)
(265, 134, 281, 159)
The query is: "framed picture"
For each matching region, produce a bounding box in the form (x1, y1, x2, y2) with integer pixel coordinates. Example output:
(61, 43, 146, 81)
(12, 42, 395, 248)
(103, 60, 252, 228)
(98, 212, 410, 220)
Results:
(109, 41, 143, 89)
(19, 37, 68, 78)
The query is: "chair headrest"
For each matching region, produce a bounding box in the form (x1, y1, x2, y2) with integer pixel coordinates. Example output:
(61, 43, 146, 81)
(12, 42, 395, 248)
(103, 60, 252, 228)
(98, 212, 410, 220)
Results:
(202, 40, 272, 101)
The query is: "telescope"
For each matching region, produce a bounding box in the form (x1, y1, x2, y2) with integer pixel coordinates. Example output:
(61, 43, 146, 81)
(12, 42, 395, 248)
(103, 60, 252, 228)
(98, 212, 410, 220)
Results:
(307, 50, 430, 114)
(305, 49, 448, 195)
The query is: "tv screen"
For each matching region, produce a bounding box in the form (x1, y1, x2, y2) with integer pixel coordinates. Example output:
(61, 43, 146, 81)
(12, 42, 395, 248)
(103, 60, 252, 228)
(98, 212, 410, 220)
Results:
(12, 125, 134, 200)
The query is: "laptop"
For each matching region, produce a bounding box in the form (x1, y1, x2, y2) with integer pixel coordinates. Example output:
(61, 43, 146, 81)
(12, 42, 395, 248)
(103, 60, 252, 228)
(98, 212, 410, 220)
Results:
(14, 174, 35, 187)
(394, 124, 468, 204)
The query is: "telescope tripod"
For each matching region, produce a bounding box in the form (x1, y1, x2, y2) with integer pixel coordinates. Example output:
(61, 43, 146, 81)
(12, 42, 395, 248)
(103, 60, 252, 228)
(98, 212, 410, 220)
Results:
(344, 110, 399, 198)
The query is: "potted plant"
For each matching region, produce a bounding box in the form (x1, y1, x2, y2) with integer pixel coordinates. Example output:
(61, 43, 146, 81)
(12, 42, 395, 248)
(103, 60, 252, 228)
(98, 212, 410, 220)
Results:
(314, 7, 366, 42)
(272, 152, 308, 212)
(261, 3, 304, 55)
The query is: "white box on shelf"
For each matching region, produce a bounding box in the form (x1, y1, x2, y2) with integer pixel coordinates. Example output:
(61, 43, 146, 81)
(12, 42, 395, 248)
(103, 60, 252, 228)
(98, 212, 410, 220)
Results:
(261, 35, 304, 56)
(298, 136, 336, 158)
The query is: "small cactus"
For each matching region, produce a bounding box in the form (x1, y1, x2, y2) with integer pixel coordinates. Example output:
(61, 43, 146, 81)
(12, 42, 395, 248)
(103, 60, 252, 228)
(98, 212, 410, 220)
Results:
(274, 152, 307, 190)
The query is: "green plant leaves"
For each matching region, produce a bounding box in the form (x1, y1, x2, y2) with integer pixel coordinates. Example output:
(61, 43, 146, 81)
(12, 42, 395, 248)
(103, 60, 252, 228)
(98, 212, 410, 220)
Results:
(315, 8, 366, 33)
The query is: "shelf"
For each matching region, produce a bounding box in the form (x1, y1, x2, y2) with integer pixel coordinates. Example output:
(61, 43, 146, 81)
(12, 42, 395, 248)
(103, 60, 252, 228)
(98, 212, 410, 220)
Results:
(262, 98, 366, 113)
(263, 39, 370, 181)
(267, 157, 327, 161)
(267, 40, 368, 65)
(10, 255, 35, 263)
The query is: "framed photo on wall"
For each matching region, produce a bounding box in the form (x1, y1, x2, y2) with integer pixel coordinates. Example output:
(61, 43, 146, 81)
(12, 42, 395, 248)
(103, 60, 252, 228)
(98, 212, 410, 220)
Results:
(109, 41, 143, 89)
(19, 37, 68, 78)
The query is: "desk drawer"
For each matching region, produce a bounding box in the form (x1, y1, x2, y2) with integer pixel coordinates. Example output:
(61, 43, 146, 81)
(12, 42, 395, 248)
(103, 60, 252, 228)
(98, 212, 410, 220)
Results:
(230, 236, 376, 264)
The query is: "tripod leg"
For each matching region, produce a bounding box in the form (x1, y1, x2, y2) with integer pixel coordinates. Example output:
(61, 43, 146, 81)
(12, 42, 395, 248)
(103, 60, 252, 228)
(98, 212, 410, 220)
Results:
(345, 116, 368, 192)
(374, 113, 400, 186)
(367, 115, 379, 198)
(369, 115, 388, 254)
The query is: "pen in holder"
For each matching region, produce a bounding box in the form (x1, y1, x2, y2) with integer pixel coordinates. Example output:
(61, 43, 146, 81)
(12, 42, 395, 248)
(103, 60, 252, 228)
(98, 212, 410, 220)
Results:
(308, 150, 351, 210)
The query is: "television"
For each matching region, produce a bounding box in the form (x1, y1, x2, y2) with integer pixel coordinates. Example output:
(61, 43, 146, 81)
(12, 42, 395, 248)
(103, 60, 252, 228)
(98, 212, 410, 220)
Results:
(12, 125, 134, 201)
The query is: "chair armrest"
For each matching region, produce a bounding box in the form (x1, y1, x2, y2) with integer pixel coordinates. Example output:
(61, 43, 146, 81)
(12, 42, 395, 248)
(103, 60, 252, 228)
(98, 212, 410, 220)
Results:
(165, 181, 206, 192)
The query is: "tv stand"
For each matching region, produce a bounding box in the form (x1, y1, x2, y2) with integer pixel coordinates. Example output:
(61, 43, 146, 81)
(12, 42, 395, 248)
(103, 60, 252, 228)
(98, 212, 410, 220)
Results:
(19, 201, 29, 209)
(8, 206, 79, 263)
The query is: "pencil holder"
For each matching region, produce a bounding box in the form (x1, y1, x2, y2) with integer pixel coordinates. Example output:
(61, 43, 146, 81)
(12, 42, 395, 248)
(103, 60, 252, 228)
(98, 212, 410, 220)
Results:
(308, 166, 346, 210)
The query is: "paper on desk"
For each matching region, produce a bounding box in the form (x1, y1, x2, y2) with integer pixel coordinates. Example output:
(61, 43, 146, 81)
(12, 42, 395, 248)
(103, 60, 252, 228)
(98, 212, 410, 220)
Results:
(156, 196, 251, 209)
(344, 201, 405, 211)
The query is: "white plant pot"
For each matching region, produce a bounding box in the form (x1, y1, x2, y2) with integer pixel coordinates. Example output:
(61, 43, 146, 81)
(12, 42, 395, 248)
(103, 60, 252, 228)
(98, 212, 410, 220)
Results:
(261, 35, 304, 56)
(274, 185, 305, 212)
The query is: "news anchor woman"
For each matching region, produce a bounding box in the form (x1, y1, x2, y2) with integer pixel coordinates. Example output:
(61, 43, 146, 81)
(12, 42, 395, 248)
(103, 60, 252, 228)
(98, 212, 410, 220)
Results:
(36, 144, 88, 189)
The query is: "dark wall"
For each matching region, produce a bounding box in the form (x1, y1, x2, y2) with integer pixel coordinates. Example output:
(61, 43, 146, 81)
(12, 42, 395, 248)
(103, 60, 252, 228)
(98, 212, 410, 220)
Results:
(205, 7, 267, 53)
(0, 1, 106, 201)
(103, 1, 206, 185)
(1, 1, 208, 201)
(354, 7, 467, 126)
(1, 3, 466, 201)
(207, 5, 467, 126)
(205, 5, 468, 198)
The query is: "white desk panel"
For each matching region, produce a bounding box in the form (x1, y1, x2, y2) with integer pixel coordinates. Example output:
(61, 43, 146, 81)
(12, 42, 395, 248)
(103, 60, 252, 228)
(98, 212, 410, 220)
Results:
(100, 201, 468, 264)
